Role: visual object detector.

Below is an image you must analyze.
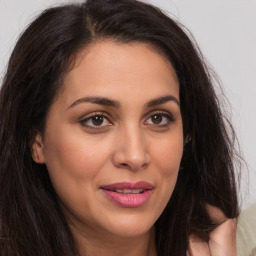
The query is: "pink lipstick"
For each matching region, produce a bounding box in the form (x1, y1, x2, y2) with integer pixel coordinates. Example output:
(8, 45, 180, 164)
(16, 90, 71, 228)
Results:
(100, 181, 154, 208)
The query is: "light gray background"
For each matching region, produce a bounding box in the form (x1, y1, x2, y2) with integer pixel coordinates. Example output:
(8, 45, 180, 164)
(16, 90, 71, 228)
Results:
(0, 0, 255, 210)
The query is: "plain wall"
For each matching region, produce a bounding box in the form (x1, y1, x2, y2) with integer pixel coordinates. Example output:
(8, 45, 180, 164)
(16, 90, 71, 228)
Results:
(0, 0, 255, 209)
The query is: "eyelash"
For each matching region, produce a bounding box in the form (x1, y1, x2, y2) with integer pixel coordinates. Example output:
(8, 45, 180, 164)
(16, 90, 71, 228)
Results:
(79, 111, 174, 130)
(79, 112, 112, 129)
(144, 111, 174, 127)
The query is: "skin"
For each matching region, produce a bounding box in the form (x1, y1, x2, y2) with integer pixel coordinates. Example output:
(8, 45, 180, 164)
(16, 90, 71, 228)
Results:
(32, 41, 183, 256)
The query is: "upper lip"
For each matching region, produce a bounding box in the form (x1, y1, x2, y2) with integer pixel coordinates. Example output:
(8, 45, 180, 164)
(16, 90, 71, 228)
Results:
(100, 181, 154, 191)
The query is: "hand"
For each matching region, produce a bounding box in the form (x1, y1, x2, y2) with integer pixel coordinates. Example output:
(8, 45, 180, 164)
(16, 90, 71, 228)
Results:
(186, 205, 237, 256)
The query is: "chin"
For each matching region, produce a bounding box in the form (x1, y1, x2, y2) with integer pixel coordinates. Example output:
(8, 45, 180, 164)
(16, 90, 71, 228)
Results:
(100, 212, 156, 238)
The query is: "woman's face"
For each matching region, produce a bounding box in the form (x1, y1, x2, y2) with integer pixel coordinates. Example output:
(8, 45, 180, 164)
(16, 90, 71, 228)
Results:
(33, 41, 183, 238)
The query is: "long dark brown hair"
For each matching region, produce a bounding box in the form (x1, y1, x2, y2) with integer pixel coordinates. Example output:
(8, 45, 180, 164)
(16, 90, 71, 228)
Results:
(0, 0, 239, 255)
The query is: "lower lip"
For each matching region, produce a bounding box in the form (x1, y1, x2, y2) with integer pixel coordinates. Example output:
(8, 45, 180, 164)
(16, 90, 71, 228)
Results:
(101, 189, 153, 208)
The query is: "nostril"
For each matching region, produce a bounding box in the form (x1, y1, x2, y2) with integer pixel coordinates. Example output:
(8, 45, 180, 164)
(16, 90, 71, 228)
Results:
(120, 163, 129, 167)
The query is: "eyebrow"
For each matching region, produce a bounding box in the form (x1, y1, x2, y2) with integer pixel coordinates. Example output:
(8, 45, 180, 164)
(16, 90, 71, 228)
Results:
(67, 95, 180, 110)
(67, 96, 120, 109)
(146, 95, 180, 107)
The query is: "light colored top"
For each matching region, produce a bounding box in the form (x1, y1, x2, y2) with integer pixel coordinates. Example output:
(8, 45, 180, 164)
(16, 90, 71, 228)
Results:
(237, 204, 256, 256)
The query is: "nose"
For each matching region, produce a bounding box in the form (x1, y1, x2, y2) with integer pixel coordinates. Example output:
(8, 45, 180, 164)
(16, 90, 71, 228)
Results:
(112, 126, 150, 171)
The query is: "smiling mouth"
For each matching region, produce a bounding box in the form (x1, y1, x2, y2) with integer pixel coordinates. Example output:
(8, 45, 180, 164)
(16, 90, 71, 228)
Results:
(107, 188, 145, 194)
(100, 182, 154, 207)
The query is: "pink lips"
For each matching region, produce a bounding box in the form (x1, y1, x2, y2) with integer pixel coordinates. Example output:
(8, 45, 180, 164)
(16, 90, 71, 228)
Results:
(100, 182, 154, 208)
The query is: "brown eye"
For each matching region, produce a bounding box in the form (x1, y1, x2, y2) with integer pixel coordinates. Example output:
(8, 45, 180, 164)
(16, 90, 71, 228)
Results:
(91, 115, 104, 126)
(80, 113, 112, 129)
(151, 114, 162, 124)
(145, 112, 174, 127)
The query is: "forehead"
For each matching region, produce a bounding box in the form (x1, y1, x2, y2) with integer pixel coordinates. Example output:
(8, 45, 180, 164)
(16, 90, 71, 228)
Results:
(57, 40, 179, 106)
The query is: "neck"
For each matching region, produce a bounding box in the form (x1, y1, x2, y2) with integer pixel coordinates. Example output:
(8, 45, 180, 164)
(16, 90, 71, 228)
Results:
(70, 223, 157, 256)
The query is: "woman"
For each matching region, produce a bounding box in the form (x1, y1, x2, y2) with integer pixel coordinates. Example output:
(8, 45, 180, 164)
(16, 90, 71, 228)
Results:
(0, 0, 239, 255)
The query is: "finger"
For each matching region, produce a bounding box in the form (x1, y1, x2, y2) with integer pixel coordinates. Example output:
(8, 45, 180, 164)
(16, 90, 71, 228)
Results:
(209, 218, 237, 256)
(206, 204, 228, 224)
(188, 234, 211, 256)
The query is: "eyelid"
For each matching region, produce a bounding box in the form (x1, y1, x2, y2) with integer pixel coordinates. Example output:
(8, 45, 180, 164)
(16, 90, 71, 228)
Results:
(144, 110, 174, 126)
(79, 111, 111, 120)
(144, 110, 174, 120)
(79, 111, 113, 129)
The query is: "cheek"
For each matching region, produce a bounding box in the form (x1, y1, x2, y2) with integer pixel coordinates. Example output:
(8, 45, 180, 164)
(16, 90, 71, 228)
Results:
(152, 135, 183, 176)
(150, 134, 183, 208)
(42, 130, 112, 217)
(43, 130, 110, 181)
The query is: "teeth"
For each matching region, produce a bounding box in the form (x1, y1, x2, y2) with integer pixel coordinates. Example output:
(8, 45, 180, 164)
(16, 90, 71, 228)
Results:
(113, 189, 144, 194)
